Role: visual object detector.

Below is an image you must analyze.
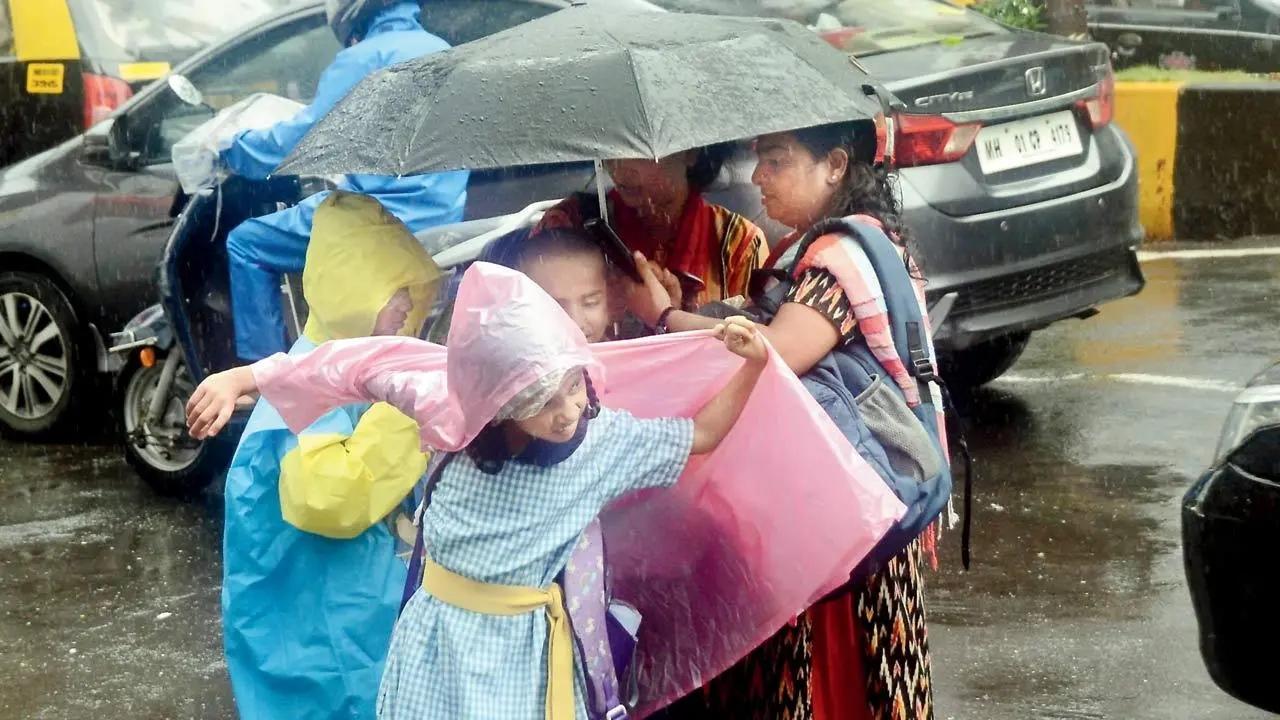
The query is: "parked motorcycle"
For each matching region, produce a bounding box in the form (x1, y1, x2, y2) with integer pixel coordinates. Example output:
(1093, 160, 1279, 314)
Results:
(107, 79, 321, 495)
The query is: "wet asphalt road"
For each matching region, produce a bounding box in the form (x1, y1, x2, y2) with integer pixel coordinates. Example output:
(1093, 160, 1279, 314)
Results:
(1, 247, 1278, 719)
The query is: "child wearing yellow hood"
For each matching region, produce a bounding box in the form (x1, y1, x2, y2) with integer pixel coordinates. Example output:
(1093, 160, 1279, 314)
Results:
(221, 191, 439, 720)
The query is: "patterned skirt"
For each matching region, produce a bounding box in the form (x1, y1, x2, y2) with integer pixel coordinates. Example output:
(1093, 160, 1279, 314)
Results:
(855, 541, 934, 720)
(653, 541, 933, 720)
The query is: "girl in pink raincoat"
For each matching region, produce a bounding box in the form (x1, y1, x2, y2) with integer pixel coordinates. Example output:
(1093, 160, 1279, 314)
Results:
(186, 262, 768, 720)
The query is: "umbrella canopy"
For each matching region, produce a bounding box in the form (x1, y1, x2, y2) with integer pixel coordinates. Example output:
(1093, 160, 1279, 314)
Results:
(277, 4, 886, 177)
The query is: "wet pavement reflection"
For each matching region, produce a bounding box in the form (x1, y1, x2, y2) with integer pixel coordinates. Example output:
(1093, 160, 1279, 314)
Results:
(930, 249, 1280, 720)
(0, 439, 232, 718)
(1, 249, 1278, 719)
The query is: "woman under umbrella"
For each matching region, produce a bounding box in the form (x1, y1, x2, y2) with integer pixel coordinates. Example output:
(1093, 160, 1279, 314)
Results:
(535, 145, 767, 311)
(634, 119, 936, 720)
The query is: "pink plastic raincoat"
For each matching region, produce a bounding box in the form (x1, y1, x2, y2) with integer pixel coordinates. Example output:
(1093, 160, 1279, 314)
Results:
(251, 262, 904, 715)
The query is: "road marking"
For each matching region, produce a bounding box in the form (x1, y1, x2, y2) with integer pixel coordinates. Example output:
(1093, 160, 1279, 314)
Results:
(998, 372, 1239, 393)
(1138, 247, 1280, 261)
(1108, 373, 1240, 393)
(996, 373, 1085, 384)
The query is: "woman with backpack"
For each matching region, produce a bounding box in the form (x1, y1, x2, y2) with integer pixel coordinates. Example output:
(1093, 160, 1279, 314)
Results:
(632, 120, 940, 720)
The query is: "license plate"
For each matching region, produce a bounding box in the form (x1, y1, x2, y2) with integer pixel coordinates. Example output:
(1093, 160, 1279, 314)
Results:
(975, 110, 1083, 175)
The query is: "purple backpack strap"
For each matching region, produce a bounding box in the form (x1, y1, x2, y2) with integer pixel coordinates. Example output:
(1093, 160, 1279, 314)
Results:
(400, 453, 452, 615)
(564, 519, 633, 720)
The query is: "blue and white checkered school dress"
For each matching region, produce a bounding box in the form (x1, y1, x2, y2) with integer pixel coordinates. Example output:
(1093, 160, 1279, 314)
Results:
(376, 408, 694, 720)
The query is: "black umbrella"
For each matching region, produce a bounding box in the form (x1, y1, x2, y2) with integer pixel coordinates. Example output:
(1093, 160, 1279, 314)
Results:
(277, 3, 886, 176)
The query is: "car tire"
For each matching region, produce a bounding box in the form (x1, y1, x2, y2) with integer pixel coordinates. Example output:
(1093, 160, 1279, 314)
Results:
(0, 271, 88, 439)
(941, 332, 1031, 389)
(119, 356, 230, 497)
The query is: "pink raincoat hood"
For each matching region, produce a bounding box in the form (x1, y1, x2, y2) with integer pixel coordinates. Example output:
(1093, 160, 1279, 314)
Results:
(257, 262, 599, 452)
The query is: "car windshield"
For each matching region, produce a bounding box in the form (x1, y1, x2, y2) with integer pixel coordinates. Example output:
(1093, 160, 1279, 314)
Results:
(649, 0, 1006, 55)
(75, 0, 298, 62)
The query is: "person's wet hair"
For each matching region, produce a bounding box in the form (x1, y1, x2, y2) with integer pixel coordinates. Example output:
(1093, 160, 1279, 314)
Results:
(687, 142, 734, 192)
(789, 121, 914, 255)
(484, 227, 604, 271)
(513, 228, 605, 270)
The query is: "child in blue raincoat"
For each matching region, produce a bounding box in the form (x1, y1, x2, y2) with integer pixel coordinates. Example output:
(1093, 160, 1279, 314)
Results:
(221, 191, 440, 720)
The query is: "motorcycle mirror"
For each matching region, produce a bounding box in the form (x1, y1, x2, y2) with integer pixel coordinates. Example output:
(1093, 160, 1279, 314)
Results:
(167, 74, 205, 108)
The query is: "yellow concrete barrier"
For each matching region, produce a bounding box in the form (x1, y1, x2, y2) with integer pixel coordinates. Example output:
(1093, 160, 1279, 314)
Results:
(1114, 81, 1182, 242)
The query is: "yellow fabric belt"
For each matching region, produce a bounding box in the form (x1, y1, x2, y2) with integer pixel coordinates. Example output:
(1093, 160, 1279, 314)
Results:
(422, 558, 573, 720)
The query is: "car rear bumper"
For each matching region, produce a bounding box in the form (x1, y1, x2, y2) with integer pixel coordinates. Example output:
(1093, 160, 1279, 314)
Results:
(1183, 464, 1280, 714)
(904, 124, 1145, 350)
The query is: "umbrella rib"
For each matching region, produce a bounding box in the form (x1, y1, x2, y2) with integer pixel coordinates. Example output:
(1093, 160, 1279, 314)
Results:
(602, 26, 658, 162)
(401, 62, 455, 175)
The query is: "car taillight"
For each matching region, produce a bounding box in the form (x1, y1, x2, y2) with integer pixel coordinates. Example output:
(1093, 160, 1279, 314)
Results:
(82, 73, 133, 129)
(817, 27, 865, 51)
(1076, 70, 1115, 129)
(893, 113, 982, 167)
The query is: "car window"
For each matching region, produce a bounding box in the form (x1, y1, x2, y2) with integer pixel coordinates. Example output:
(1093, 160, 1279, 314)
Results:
(0, 1, 13, 58)
(135, 16, 339, 164)
(190, 21, 337, 109)
(69, 0, 297, 66)
(134, 1, 563, 165)
(420, 0, 563, 46)
(649, 0, 1005, 55)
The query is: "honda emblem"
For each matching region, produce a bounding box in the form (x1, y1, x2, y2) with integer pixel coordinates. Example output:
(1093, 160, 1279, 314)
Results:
(1025, 67, 1047, 97)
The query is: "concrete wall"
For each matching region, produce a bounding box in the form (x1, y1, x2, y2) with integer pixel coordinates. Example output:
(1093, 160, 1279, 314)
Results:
(1114, 80, 1280, 240)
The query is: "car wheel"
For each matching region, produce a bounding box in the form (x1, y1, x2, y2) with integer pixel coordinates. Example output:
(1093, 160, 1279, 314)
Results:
(940, 332, 1031, 389)
(119, 355, 229, 497)
(0, 272, 86, 438)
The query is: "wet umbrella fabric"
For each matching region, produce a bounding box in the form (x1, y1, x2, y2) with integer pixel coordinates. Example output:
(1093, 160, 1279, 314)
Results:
(277, 5, 885, 177)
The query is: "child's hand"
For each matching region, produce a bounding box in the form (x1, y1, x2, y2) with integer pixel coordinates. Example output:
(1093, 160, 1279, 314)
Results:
(186, 366, 258, 439)
(715, 316, 766, 364)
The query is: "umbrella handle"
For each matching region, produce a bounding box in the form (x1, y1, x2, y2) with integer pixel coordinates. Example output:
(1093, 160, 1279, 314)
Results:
(593, 159, 610, 226)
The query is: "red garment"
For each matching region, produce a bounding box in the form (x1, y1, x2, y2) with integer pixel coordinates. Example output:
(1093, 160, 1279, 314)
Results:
(766, 229, 803, 270)
(609, 189, 715, 283)
(811, 594, 873, 720)
(538, 190, 766, 306)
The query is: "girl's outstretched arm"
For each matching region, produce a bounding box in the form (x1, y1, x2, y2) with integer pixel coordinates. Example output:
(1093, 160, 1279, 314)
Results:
(691, 317, 768, 455)
(187, 366, 258, 439)
(186, 336, 446, 440)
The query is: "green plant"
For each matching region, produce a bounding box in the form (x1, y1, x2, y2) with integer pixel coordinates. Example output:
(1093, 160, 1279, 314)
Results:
(972, 0, 1047, 32)
(1115, 65, 1277, 83)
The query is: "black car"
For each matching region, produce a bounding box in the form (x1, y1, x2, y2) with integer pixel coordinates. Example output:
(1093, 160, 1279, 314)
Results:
(1087, 0, 1280, 71)
(1183, 360, 1280, 713)
(0, 0, 296, 169)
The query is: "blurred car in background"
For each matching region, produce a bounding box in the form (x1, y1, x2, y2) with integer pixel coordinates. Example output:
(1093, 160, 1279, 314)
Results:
(0, 0, 1146, 441)
(1183, 360, 1280, 713)
(0, 0, 652, 439)
(1087, 0, 1280, 72)
(656, 0, 1145, 387)
(0, 0, 295, 168)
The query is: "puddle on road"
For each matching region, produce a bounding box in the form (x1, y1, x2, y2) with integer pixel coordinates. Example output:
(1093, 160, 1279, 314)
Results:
(929, 389, 1176, 628)
(0, 438, 232, 719)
